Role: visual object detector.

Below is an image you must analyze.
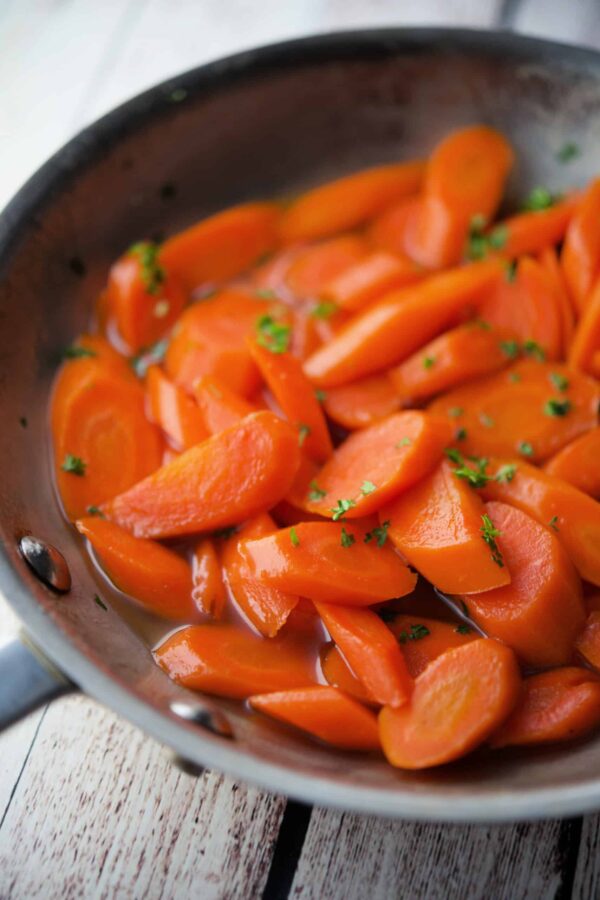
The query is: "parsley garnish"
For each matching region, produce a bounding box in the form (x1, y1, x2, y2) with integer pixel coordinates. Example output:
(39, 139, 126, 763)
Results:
(523, 339, 546, 361)
(447, 451, 491, 488)
(557, 141, 580, 163)
(314, 389, 327, 403)
(500, 340, 519, 359)
(518, 440, 534, 457)
(448, 406, 463, 418)
(495, 464, 517, 484)
(256, 314, 291, 354)
(361, 480, 376, 495)
(86, 505, 105, 517)
(308, 481, 326, 502)
(398, 623, 430, 644)
(396, 437, 411, 448)
(212, 525, 238, 539)
(445, 447, 463, 464)
(549, 515, 559, 532)
(331, 498, 357, 521)
(508, 372, 521, 383)
(311, 301, 338, 319)
(63, 344, 96, 359)
(290, 527, 300, 547)
(479, 413, 495, 428)
(550, 372, 569, 392)
(423, 355, 436, 369)
(340, 527, 355, 548)
(466, 214, 489, 260)
(255, 288, 276, 300)
(488, 225, 508, 249)
(460, 599, 470, 618)
(480, 513, 504, 567)
(94, 594, 108, 611)
(62, 454, 86, 476)
(364, 520, 390, 548)
(298, 423, 311, 446)
(455, 624, 472, 635)
(455, 427, 467, 441)
(544, 398, 572, 417)
(505, 260, 517, 283)
(522, 187, 555, 211)
(129, 242, 165, 295)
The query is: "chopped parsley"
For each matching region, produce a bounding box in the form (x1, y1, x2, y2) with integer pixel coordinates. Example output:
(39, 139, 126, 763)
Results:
(256, 314, 291, 354)
(479, 413, 495, 428)
(466, 214, 489, 260)
(445, 447, 463, 464)
(423, 355, 436, 369)
(364, 520, 390, 548)
(550, 372, 569, 392)
(557, 141, 580, 163)
(330, 498, 357, 521)
(396, 436, 412, 448)
(549, 515, 560, 532)
(455, 624, 472, 635)
(522, 186, 555, 212)
(448, 451, 491, 488)
(523, 339, 546, 361)
(62, 454, 86, 476)
(340, 527, 356, 548)
(495, 463, 517, 484)
(361, 480, 376, 495)
(310, 301, 338, 319)
(508, 372, 522, 383)
(314, 389, 327, 403)
(255, 288, 276, 300)
(290, 527, 300, 547)
(86, 505, 105, 517)
(455, 427, 468, 441)
(505, 260, 517, 283)
(518, 440, 534, 457)
(488, 225, 508, 249)
(129, 241, 165, 295)
(308, 480, 326, 502)
(298, 423, 311, 446)
(480, 513, 504, 567)
(544, 398, 572, 417)
(63, 344, 96, 359)
(94, 594, 108, 611)
(500, 340, 520, 359)
(398, 623, 430, 644)
(448, 406, 464, 418)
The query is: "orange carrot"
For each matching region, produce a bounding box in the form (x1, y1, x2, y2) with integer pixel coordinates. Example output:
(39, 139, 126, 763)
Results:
(494, 193, 579, 259)
(193, 375, 257, 434)
(382, 460, 511, 594)
(568, 276, 600, 375)
(192, 538, 226, 619)
(279, 161, 425, 242)
(76, 517, 197, 621)
(544, 429, 600, 499)
(320, 644, 374, 703)
(322, 251, 424, 311)
(537, 246, 576, 356)
(249, 686, 380, 750)
(561, 179, 600, 313)
(459, 501, 584, 667)
(239, 521, 416, 606)
(367, 196, 422, 258)
(322, 375, 401, 430)
(575, 611, 600, 670)
(285, 235, 367, 298)
(379, 639, 521, 768)
(385, 614, 478, 677)
(146, 365, 207, 450)
(103, 411, 300, 538)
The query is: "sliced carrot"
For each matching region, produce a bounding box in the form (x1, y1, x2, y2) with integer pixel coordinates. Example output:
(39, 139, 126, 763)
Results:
(575, 611, 600, 670)
(250, 686, 380, 750)
(103, 411, 300, 538)
(192, 538, 226, 619)
(76, 517, 197, 621)
(303, 259, 503, 387)
(247, 338, 333, 463)
(322, 251, 424, 311)
(306, 411, 452, 518)
(146, 365, 207, 450)
(408, 126, 514, 268)
(154, 623, 316, 700)
(193, 375, 257, 435)
(239, 521, 416, 606)
(459, 501, 584, 667)
(383, 460, 511, 594)
(429, 360, 600, 463)
(544, 429, 600, 499)
(483, 459, 600, 587)
(537, 246, 576, 356)
(367, 196, 422, 258)
(493, 193, 579, 259)
(385, 614, 478, 677)
(320, 644, 374, 703)
(279, 160, 425, 242)
(561, 179, 600, 314)
(314, 602, 412, 707)
(285, 235, 367, 298)
(160, 202, 280, 291)
(379, 639, 521, 768)
(568, 276, 600, 375)
(322, 374, 401, 430)
(490, 668, 600, 748)
(388, 323, 510, 402)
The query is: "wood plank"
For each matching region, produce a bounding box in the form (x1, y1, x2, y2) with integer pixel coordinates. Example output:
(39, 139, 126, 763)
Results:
(512, 0, 600, 46)
(572, 814, 600, 899)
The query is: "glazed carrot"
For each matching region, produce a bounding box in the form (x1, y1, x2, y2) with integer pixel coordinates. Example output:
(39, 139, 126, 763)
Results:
(247, 338, 333, 463)
(385, 614, 478, 677)
(575, 611, 600, 670)
(382, 460, 511, 594)
(429, 360, 600, 463)
(193, 375, 257, 435)
(321, 251, 424, 311)
(493, 193, 579, 259)
(314, 602, 413, 707)
(250, 686, 380, 750)
(320, 644, 374, 703)
(409, 126, 514, 268)
(160, 202, 280, 290)
(239, 521, 417, 606)
(285, 235, 367, 298)
(146, 366, 207, 450)
(483, 459, 600, 587)
(322, 375, 401, 430)
(367, 196, 422, 258)
(222, 514, 299, 637)
(538, 246, 576, 356)
(306, 411, 452, 518)
(192, 538, 226, 619)
(303, 259, 504, 387)
(544, 429, 600, 499)
(388, 323, 510, 402)
(76, 517, 197, 621)
(379, 639, 521, 769)
(490, 668, 600, 748)
(568, 277, 600, 375)
(103, 411, 300, 538)
(279, 160, 425, 242)
(459, 501, 584, 667)
(155, 623, 316, 699)
(105, 243, 187, 353)
(561, 179, 600, 313)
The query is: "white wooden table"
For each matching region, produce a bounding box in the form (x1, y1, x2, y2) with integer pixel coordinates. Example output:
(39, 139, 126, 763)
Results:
(2, 2, 600, 897)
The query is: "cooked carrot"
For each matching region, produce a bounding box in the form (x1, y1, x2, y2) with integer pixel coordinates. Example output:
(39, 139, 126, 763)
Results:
(544, 428, 600, 499)
(490, 668, 600, 748)
(279, 161, 425, 242)
(155, 623, 316, 699)
(561, 179, 600, 313)
(103, 411, 300, 538)
(379, 639, 521, 768)
(493, 193, 579, 259)
(322, 251, 424, 311)
(247, 338, 333, 463)
(382, 460, 511, 594)
(314, 602, 412, 707)
(537, 246, 576, 356)
(429, 360, 600, 463)
(306, 411, 452, 518)
(160, 202, 280, 290)
(146, 365, 207, 450)
(192, 538, 226, 619)
(568, 276, 600, 375)
(76, 517, 197, 621)
(409, 126, 514, 268)
(367, 196, 422, 258)
(385, 614, 478, 677)
(303, 259, 503, 387)
(388, 323, 510, 402)
(222, 514, 299, 637)
(250, 686, 380, 750)
(459, 501, 585, 667)
(239, 521, 416, 606)
(285, 235, 367, 298)
(320, 644, 374, 703)
(322, 375, 401, 430)
(193, 375, 257, 434)
(575, 611, 600, 670)
(483, 459, 600, 587)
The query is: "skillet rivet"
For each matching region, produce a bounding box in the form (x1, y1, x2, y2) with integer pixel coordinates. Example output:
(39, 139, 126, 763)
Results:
(170, 700, 234, 739)
(19, 536, 71, 593)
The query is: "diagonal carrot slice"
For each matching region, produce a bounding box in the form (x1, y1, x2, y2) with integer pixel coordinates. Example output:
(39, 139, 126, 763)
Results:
(147, 365, 208, 450)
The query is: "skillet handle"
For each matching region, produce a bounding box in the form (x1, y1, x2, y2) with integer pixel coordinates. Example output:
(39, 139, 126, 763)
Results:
(0, 635, 73, 730)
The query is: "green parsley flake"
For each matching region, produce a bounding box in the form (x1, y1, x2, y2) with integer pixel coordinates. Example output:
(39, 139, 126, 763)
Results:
(455, 427, 468, 441)
(448, 406, 463, 418)
(460, 599, 470, 618)
(129, 242, 165, 295)
(495, 463, 517, 484)
(500, 340, 520, 359)
(523, 339, 546, 361)
(557, 142, 580, 163)
(423, 355, 436, 370)
(290, 527, 300, 547)
(466, 215, 489, 260)
(63, 344, 96, 359)
(550, 372, 570, 392)
(255, 288, 276, 300)
(508, 372, 522, 383)
(311, 301, 338, 319)
(364, 520, 390, 548)
(86, 505, 105, 517)
(505, 260, 517, 283)
(94, 594, 108, 611)
(445, 447, 463, 464)
(314, 389, 327, 403)
(308, 480, 326, 502)
(518, 440, 534, 457)
(62, 454, 86, 476)
(447, 451, 491, 488)
(331, 498, 357, 521)
(298, 423, 311, 446)
(479, 413, 495, 428)
(398, 623, 430, 644)
(340, 527, 356, 548)
(544, 398, 572, 417)
(361, 480, 376, 495)
(522, 186, 555, 212)
(455, 624, 472, 635)
(256, 314, 291, 354)
(488, 225, 508, 249)
(480, 513, 504, 567)
(396, 436, 412, 448)
(549, 515, 560, 532)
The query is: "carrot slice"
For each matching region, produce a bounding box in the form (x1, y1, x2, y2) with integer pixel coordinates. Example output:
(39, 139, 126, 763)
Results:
(285, 235, 367, 298)
(239, 521, 416, 606)
(388, 323, 510, 402)
(247, 338, 333, 463)
(322, 375, 401, 430)
(568, 276, 600, 375)
(382, 460, 511, 594)
(314, 602, 412, 707)
(160, 202, 280, 290)
(76, 517, 197, 621)
(222, 514, 299, 637)
(408, 126, 514, 268)
(249, 686, 380, 750)
(428, 360, 600, 463)
(385, 614, 478, 677)
(146, 365, 207, 450)
(193, 375, 257, 435)
(491, 668, 600, 748)
(379, 639, 521, 768)
(575, 611, 600, 670)
(367, 196, 422, 258)
(561, 179, 600, 314)
(155, 623, 316, 700)
(320, 644, 374, 703)
(306, 411, 452, 518)
(459, 501, 584, 667)
(322, 251, 424, 311)
(483, 459, 600, 587)
(537, 246, 576, 356)
(279, 160, 425, 242)
(544, 429, 600, 499)
(493, 194, 579, 259)
(103, 411, 300, 538)
(192, 538, 226, 619)
(303, 259, 503, 387)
